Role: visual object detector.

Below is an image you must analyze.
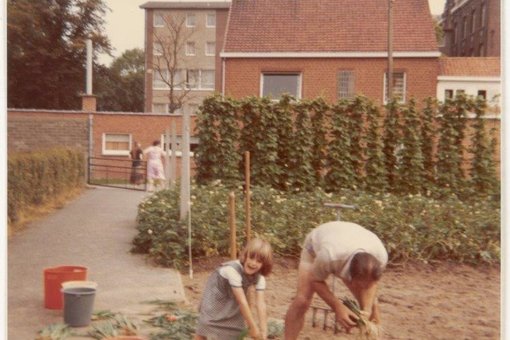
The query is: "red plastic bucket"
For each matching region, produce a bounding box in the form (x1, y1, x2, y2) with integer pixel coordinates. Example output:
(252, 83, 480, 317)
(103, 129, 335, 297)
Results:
(43, 266, 88, 309)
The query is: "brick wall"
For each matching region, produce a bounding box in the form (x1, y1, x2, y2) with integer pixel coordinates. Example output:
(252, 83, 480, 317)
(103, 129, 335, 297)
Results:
(224, 57, 439, 105)
(8, 110, 89, 153)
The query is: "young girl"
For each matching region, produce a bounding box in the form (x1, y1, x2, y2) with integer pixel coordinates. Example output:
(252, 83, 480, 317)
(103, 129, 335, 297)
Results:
(194, 238, 273, 340)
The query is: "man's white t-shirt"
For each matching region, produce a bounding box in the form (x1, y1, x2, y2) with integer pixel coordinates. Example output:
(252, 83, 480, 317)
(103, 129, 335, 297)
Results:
(307, 221, 388, 281)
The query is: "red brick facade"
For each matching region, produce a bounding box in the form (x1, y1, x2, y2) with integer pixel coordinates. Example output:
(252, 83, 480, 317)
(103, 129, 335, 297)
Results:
(224, 57, 439, 105)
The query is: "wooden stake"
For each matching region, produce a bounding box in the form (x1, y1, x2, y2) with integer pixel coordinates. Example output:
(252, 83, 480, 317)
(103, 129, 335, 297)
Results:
(244, 151, 251, 241)
(228, 191, 237, 259)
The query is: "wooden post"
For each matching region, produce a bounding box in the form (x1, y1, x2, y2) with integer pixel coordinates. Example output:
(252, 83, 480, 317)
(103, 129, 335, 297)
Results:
(244, 151, 251, 241)
(169, 120, 177, 188)
(228, 192, 237, 260)
(164, 128, 171, 189)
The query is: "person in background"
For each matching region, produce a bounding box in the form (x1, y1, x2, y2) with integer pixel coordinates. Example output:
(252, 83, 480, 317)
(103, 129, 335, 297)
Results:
(194, 238, 274, 340)
(129, 142, 144, 185)
(284, 221, 388, 339)
(143, 140, 165, 192)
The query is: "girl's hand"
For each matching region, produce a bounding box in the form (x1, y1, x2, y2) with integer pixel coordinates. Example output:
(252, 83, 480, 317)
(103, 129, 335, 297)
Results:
(248, 326, 262, 339)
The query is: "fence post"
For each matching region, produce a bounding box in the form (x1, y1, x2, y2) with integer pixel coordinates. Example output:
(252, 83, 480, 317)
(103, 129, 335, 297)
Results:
(244, 151, 251, 241)
(229, 191, 237, 260)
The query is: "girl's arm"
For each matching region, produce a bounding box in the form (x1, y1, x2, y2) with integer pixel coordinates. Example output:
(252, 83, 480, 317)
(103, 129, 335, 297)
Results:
(231, 287, 262, 339)
(256, 289, 268, 339)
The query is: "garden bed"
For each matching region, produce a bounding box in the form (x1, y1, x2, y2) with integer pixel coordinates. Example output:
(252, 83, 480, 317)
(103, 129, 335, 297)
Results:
(182, 256, 500, 339)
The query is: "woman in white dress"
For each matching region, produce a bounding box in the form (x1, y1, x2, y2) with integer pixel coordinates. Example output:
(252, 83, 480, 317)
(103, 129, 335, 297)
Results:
(143, 140, 166, 191)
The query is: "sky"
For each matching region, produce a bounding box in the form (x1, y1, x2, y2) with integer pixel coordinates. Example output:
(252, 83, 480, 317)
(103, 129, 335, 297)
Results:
(98, 0, 448, 66)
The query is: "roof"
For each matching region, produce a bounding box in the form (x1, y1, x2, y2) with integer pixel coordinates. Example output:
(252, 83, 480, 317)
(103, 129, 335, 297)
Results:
(438, 57, 501, 77)
(224, 0, 439, 54)
(140, 1, 230, 10)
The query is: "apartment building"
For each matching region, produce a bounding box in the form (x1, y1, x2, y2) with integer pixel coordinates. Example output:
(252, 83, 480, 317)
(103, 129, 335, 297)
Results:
(440, 0, 500, 57)
(139, 1, 230, 114)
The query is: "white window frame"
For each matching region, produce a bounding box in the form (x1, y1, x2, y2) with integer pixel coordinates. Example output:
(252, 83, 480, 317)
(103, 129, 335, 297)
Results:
(102, 133, 131, 156)
(186, 41, 196, 56)
(153, 69, 169, 89)
(260, 73, 302, 100)
(383, 71, 406, 104)
(154, 13, 164, 27)
(186, 13, 196, 27)
(153, 42, 163, 56)
(205, 41, 216, 56)
(186, 69, 199, 89)
(206, 13, 216, 28)
(200, 70, 215, 89)
(160, 135, 199, 157)
(338, 70, 355, 99)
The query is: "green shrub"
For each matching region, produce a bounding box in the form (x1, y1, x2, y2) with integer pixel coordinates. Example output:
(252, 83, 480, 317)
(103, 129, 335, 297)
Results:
(8, 148, 85, 224)
(132, 182, 500, 269)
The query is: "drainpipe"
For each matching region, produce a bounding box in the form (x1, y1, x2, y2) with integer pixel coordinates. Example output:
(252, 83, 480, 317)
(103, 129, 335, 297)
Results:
(222, 57, 226, 96)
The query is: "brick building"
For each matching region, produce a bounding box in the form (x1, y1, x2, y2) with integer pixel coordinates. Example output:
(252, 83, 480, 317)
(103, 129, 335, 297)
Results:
(440, 0, 500, 57)
(221, 0, 440, 105)
(139, 1, 230, 114)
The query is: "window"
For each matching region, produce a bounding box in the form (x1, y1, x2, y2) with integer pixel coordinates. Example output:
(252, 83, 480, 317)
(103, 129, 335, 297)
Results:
(206, 13, 216, 27)
(161, 135, 199, 156)
(201, 70, 215, 89)
(186, 69, 199, 88)
(205, 42, 216, 56)
(154, 42, 163, 56)
(153, 103, 167, 113)
(153, 70, 168, 89)
(337, 70, 355, 99)
(171, 69, 184, 89)
(261, 73, 301, 99)
(154, 13, 164, 27)
(445, 89, 454, 99)
(186, 41, 196, 56)
(186, 13, 196, 27)
(384, 72, 406, 103)
(102, 133, 130, 156)
(477, 90, 487, 99)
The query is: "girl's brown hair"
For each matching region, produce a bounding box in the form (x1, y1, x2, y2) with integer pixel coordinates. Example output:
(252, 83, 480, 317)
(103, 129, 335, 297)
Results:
(239, 238, 273, 276)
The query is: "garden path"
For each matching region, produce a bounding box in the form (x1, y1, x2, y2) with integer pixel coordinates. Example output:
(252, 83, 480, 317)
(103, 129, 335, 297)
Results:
(8, 185, 186, 339)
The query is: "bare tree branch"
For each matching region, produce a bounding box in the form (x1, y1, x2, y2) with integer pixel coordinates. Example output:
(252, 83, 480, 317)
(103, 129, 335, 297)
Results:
(148, 13, 196, 113)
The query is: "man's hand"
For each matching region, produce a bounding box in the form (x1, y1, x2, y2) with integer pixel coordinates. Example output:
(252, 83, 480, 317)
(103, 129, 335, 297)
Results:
(334, 303, 358, 332)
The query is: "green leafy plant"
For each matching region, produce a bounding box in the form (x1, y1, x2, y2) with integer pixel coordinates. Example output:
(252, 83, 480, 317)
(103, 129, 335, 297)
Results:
(36, 323, 72, 340)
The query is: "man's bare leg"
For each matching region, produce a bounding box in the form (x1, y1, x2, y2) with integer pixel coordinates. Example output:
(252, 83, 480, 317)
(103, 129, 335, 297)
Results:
(284, 261, 315, 340)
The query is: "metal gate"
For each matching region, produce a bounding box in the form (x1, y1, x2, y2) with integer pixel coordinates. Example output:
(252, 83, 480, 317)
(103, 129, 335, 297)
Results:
(88, 157, 147, 191)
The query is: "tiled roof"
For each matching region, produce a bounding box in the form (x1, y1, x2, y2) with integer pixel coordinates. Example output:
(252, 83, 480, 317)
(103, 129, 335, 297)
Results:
(439, 57, 501, 77)
(140, 1, 230, 10)
(224, 0, 439, 53)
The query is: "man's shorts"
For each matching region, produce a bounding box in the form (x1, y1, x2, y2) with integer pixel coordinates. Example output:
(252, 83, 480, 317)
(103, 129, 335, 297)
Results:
(300, 232, 316, 268)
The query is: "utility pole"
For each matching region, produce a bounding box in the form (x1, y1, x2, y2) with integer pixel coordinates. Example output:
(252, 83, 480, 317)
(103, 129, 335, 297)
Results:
(387, 0, 394, 102)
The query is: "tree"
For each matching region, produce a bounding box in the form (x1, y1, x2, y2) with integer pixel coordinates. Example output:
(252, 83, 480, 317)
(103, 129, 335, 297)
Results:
(150, 12, 196, 113)
(95, 48, 145, 112)
(7, 0, 111, 109)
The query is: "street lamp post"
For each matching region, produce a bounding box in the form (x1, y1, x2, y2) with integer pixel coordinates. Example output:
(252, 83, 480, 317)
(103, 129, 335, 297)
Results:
(387, 0, 394, 101)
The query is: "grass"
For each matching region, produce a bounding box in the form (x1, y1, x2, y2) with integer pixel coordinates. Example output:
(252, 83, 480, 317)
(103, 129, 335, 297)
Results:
(8, 186, 85, 237)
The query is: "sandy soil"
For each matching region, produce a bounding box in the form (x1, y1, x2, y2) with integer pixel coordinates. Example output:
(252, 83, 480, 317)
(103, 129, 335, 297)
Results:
(181, 257, 500, 340)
